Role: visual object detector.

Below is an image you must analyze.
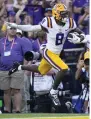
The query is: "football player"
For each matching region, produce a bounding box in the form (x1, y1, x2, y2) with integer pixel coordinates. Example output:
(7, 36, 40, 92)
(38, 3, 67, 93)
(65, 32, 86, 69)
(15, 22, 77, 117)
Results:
(7, 3, 86, 106)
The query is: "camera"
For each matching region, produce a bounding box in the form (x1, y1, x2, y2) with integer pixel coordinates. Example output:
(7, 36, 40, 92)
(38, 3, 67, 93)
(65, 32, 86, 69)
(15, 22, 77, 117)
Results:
(24, 51, 42, 61)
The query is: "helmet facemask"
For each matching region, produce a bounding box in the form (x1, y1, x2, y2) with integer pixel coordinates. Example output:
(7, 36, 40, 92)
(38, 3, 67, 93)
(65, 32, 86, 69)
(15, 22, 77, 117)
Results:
(60, 11, 69, 22)
(57, 10, 69, 26)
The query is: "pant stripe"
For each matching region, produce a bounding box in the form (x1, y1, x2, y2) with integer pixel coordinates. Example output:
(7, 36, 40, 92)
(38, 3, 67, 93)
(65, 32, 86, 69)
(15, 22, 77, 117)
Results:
(43, 49, 61, 71)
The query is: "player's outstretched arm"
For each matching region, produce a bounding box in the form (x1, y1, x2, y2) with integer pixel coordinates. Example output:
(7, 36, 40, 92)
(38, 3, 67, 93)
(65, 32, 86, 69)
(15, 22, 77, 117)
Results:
(6, 22, 42, 32)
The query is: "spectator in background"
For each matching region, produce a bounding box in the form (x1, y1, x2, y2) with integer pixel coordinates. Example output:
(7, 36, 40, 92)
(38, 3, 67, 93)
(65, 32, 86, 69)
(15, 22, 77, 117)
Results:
(63, 0, 73, 17)
(14, 5, 26, 24)
(74, 35, 89, 96)
(5, 0, 14, 12)
(75, 51, 89, 113)
(13, 0, 28, 9)
(23, 13, 33, 25)
(78, 3, 89, 34)
(1, 0, 28, 33)
(22, 12, 33, 38)
(27, 0, 45, 25)
(46, 0, 56, 7)
(16, 29, 23, 38)
(1, 1, 27, 34)
(1, 11, 16, 33)
(32, 30, 47, 52)
(15, 11, 34, 113)
(72, 0, 89, 25)
(0, 0, 7, 38)
(0, 26, 32, 113)
(0, 0, 6, 18)
(0, 20, 5, 39)
(21, 30, 46, 112)
(44, 8, 52, 17)
(16, 27, 33, 113)
(76, 35, 90, 70)
(7, 11, 16, 22)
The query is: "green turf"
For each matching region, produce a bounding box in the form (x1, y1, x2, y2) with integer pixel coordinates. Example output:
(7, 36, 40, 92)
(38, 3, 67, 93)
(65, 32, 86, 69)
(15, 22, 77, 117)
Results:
(0, 113, 89, 118)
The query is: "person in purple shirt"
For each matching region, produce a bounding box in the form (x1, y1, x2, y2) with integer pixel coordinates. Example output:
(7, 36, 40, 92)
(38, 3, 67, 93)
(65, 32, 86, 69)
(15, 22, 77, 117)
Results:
(0, 26, 32, 113)
(32, 30, 47, 52)
(72, 0, 89, 25)
(27, 0, 44, 25)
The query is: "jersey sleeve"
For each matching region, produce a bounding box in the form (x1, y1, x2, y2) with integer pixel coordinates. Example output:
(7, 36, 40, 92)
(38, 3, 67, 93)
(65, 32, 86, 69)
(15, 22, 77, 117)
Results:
(40, 17, 53, 30)
(40, 17, 48, 29)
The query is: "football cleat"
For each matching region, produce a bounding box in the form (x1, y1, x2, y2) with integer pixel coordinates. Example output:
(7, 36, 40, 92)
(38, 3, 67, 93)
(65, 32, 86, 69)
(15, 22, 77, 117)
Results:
(49, 89, 61, 106)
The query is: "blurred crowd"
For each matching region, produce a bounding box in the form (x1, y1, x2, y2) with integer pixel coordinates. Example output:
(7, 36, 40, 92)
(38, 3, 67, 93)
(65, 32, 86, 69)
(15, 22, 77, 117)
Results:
(0, 0, 89, 114)
(0, 0, 89, 36)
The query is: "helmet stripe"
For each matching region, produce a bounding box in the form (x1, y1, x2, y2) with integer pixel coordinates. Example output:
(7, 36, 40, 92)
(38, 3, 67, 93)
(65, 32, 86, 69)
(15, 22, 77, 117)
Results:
(69, 18, 74, 28)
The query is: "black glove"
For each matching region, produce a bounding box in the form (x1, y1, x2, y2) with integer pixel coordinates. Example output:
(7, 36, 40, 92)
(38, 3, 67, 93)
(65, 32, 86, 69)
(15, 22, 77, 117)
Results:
(8, 62, 20, 75)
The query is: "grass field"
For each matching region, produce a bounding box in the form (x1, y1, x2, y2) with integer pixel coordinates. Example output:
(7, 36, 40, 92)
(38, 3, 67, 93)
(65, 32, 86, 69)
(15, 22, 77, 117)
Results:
(0, 113, 89, 119)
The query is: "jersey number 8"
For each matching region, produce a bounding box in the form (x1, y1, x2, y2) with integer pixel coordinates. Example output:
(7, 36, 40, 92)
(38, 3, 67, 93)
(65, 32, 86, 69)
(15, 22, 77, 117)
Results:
(56, 33, 64, 45)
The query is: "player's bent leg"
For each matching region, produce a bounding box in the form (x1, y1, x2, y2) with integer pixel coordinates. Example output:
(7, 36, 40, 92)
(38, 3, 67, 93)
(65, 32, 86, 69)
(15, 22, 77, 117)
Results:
(22, 64, 40, 73)
(43, 49, 69, 106)
(22, 58, 52, 75)
(8, 63, 40, 75)
(38, 58, 52, 75)
(43, 49, 69, 71)
(53, 69, 68, 89)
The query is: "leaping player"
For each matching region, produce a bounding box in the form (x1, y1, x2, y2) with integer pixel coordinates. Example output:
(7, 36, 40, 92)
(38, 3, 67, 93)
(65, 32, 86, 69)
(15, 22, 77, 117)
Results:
(7, 3, 86, 106)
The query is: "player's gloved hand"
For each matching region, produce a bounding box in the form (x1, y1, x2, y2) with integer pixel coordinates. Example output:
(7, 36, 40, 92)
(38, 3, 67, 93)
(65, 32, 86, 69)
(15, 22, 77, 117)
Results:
(67, 32, 81, 44)
(6, 22, 18, 29)
(68, 32, 86, 44)
(8, 62, 22, 75)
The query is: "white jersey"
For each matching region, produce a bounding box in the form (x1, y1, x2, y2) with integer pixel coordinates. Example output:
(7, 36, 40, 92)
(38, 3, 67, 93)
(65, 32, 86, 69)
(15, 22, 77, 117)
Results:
(40, 17, 76, 54)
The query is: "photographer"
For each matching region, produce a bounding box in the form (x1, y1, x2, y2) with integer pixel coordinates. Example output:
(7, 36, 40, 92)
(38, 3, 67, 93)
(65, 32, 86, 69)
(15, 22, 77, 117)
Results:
(75, 51, 89, 113)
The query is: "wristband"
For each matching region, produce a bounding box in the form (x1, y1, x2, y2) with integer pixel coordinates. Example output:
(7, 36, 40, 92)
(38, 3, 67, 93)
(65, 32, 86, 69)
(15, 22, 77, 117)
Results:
(18, 65, 22, 71)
